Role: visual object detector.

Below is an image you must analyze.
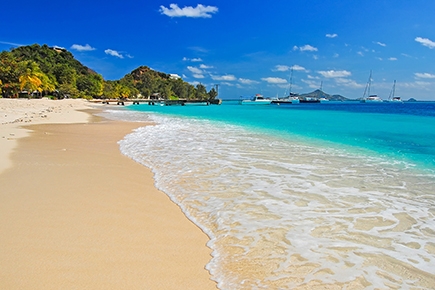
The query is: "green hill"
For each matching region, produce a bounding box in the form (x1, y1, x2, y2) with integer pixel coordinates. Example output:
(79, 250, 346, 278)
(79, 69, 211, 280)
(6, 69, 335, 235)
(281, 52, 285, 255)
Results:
(0, 44, 217, 100)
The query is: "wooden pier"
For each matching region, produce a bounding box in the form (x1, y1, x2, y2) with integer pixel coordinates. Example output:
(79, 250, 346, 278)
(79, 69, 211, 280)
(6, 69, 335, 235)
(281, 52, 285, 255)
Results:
(92, 99, 222, 106)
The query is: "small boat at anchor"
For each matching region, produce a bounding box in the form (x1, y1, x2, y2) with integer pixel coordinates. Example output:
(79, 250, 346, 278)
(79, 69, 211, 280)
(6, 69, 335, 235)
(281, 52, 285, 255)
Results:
(361, 71, 383, 103)
(239, 94, 273, 105)
(386, 80, 403, 103)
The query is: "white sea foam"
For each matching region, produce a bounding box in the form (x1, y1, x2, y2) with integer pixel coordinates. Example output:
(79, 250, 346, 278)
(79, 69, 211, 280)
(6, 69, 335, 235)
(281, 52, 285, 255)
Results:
(114, 110, 435, 289)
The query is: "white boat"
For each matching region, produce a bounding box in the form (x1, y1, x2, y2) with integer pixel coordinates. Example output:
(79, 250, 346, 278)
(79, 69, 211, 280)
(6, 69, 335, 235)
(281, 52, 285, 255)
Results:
(364, 95, 383, 102)
(240, 94, 273, 105)
(271, 69, 300, 105)
(318, 81, 329, 102)
(386, 80, 403, 103)
(361, 71, 383, 103)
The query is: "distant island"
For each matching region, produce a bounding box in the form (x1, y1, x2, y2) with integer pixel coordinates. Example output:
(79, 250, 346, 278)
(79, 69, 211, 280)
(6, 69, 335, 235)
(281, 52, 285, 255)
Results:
(0, 44, 217, 101)
(298, 89, 348, 101)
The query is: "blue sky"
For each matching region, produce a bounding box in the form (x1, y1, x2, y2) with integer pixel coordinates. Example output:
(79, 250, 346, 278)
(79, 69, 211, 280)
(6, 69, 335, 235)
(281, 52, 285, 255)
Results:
(2, 0, 435, 100)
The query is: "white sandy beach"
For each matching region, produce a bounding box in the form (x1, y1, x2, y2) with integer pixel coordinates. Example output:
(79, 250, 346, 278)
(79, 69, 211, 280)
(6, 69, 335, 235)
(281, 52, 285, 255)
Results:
(0, 98, 217, 289)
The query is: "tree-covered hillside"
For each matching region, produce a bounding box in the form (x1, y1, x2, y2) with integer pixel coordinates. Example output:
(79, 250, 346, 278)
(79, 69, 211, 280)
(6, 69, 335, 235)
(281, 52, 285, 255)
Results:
(0, 44, 217, 100)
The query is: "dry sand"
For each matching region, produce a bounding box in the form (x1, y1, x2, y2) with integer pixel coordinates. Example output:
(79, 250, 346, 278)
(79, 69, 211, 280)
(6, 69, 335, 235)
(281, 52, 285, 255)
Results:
(0, 98, 217, 289)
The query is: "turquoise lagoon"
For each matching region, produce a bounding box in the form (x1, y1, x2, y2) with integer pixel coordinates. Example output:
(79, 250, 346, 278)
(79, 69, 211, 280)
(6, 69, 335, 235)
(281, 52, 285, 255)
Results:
(103, 101, 435, 289)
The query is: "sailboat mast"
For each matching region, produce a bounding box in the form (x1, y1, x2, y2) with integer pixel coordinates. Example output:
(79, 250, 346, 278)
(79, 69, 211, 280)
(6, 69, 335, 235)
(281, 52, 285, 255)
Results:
(362, 70, 372, 99)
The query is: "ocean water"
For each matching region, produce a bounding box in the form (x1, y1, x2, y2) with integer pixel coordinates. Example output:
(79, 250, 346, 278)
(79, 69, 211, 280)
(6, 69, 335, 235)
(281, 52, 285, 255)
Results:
(104, 101, 435, 289)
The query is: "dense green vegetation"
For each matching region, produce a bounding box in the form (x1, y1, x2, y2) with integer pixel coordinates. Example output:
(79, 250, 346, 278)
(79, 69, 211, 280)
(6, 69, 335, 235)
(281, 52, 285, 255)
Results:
(0, 44, 218, 100)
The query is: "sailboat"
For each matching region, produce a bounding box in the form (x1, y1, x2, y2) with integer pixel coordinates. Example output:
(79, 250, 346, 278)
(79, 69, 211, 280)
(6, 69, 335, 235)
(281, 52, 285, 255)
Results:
(386, 80, 403, 103)
(318, 81, 329, 103)
(271, 68, 299, 105)
(361, 71, 383, 103)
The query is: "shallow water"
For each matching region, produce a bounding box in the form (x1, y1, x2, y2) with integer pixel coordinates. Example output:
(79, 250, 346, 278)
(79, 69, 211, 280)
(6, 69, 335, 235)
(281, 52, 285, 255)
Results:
(104, 102, 435, 289)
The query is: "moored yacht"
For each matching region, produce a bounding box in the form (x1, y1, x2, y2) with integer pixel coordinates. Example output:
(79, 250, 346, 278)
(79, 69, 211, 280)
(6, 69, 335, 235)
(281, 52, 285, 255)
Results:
(240, 94, 273, 105)
(360, 70, 383, 103)
(386, 80, 403, 103)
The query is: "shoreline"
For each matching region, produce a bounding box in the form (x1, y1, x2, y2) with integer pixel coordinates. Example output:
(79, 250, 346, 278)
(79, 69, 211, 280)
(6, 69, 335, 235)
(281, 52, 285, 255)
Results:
(0, 99, 217, 289)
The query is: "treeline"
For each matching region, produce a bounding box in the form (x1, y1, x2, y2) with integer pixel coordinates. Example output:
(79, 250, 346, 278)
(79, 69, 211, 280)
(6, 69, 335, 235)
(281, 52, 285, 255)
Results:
(0, 44, 218, 100)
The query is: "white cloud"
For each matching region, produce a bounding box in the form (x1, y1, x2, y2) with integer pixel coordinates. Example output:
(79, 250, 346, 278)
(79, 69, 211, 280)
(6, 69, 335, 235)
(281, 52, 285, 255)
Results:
(238, 78, 259, 85)
(292, 65, 307, 71)
(183, 57, 203, 62)
(0, 40, 24, 47)
(261, 77, 287, 84)
(273, 65, 291, 72)
(335, 78, 364, 89)
(187, 66, 203, 74)
(318, 70, 352, 78)
(376, 41, 386, 47)
(193, 74, 205, 79)
(388, 57, 397, 61)
(211, 74, 236, 81)
(415, 37, 435, 49)
(160, 4, 218, 18)
(199, 64, 213, 69)
(104, 49, 124, 58)
(293, 44, 318, 52)
(71, 44, 95, 51)
(415, 72, 435, 79)
(273, 64, 307, 72)
(302, 79, 322, 89)
(326, 33, 338, 38)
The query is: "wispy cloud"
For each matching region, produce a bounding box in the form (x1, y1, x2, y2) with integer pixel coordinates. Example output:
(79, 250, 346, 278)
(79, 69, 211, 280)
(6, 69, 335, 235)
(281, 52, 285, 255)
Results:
(293, 44, 318, 52)
(415, 72, 435, 79)
(273, 65, 307, 72)
(183, 57, 203, 62)
(388, 57, 397, 61)
(261, 77, 287, 84)
(105, 49, 124, 58)
(375, 41, 386, 47)
(318, 70, 352, 78)
(187, 66, 205, 78)
(302, 79, 322, 89)
(335, 78, 364, 89)
(292, 65, 307, 71)
(70, 44, 96, 51)
(238, 78, 259, 85)
(415, 37, 435, 49)
(199, 64, 213, 69)
(273, 65, 291, 72)
(0, 40, 24, 47)
(187, 66, 203, 74)
(326, 33, 338, 38)
(160, 4, 218, 18)
(211, 74, 236, 81)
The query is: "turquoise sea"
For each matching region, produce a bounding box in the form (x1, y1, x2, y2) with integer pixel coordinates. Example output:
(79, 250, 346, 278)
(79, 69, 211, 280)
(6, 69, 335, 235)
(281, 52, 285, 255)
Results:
(104, 101, 435, 289)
